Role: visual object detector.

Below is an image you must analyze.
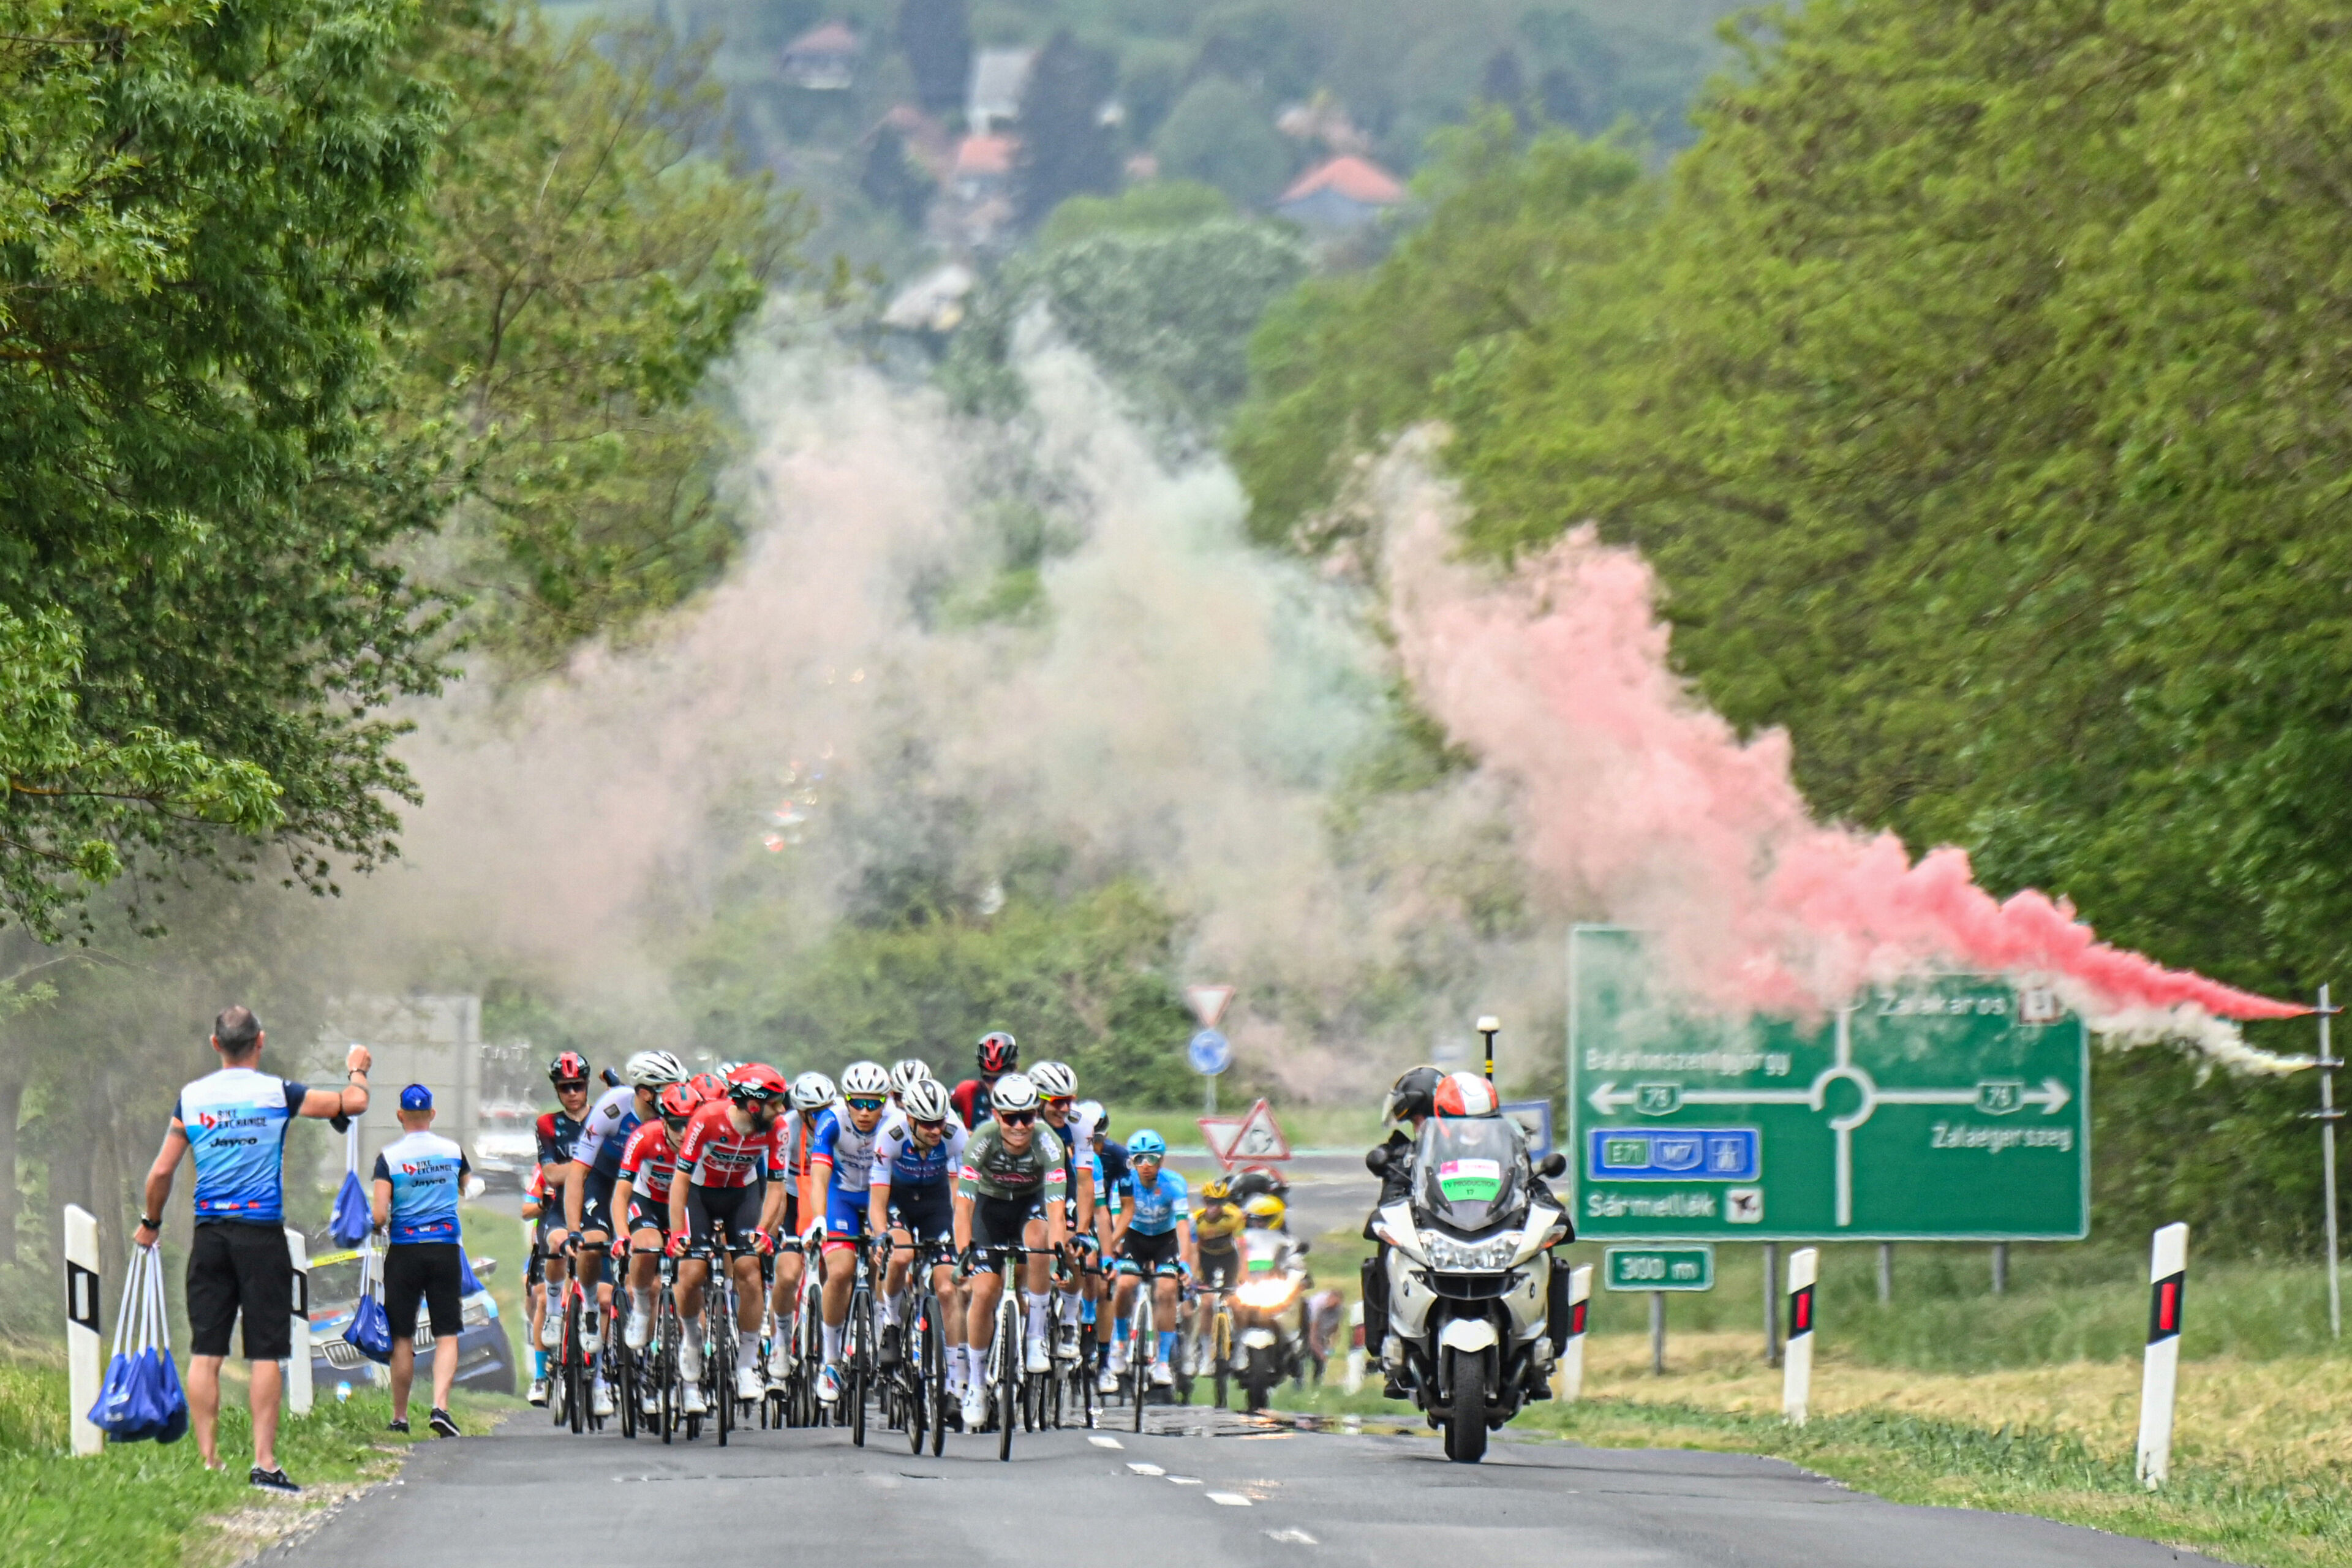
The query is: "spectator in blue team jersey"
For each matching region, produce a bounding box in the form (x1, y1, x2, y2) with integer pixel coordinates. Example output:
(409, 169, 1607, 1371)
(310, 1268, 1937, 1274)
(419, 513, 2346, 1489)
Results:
(137, 1006, 371, 1493)
(372, 1085, 475, 1438)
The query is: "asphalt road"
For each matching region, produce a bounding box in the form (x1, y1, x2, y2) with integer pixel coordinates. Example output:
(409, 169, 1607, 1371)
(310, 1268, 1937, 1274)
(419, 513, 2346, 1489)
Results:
(263, 1411, 2233, 1567)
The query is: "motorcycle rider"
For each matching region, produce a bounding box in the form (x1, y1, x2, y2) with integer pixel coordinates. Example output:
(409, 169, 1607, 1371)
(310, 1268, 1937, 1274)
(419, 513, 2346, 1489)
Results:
(1362, 1065, 1442, 1399)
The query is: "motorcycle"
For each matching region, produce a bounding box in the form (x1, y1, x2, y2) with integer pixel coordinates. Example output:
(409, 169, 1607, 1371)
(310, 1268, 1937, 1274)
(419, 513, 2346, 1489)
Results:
(1227, 1228, 1310, 1411)
(1369, 1116, 1570, 1463)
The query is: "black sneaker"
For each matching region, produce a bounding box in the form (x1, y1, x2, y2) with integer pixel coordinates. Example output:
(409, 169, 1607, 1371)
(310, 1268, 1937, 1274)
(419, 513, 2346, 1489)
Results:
(385, 1417, 410, 1434)
(879, 1323, 903, 1368)
(250, 1466, 303, 1495)
(428, 1408, 460, 1438)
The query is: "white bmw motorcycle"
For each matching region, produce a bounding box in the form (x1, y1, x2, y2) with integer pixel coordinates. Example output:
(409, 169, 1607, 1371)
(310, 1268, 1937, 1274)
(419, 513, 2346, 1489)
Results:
(1369, 1117, 1569, 1463)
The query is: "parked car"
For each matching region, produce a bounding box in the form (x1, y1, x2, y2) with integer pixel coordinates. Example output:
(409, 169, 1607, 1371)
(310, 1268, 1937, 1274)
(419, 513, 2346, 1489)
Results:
(307, 1245, 517, 1396)
(470, 1101, 540, 1191)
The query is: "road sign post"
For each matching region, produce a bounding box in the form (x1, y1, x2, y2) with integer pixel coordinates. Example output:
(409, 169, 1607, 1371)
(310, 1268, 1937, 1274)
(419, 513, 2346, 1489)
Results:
(2305, 985, 2343, 1340)
(1783, 1246, 1818, 1424)
(286, 1227, 313, 1417)
(63, 1204, 100, 1458)
(1568, 926, 2090, 1244)
(2136, 1223, 2188, 1487)
(1604, 1245, 1711, 1378)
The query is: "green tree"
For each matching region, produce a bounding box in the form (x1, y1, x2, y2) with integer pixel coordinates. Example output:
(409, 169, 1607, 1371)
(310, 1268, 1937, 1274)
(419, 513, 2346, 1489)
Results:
(897, 0, 970, 115)
(408, 12, 805, 664)
(1016, 30, 1123, 228)
(0, 0, 455, 938)
(1152, 77, 1294, 206)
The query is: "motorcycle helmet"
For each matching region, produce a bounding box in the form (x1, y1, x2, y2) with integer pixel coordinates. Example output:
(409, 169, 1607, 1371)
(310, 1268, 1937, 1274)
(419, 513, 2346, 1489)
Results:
(790, 1070, 837, 1112)
(1434, 1071, 1501, 1117)
(548, 1051, 590, 1087)
(1126, 1128, 1167, 1160)
(976, 1031, 1019, 1075)
(902, 1077, 952, 1125)
(1384, 1065, 1443, 1125)
(625, 1050, 688, 1088)
(1030, 1060, 1076, 1101)
(989, 1071, 1041, 1115)
(1243, 1194, 1286, 1228)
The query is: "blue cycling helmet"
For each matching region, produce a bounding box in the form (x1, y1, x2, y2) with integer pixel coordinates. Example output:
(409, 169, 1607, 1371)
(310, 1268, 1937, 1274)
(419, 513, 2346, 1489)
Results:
(1128, 1129, 1167, 1159)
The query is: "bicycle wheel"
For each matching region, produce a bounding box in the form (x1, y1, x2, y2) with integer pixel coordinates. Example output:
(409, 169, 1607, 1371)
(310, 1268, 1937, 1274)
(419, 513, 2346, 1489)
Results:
(1213, 1302, 1232, 1409)
(618, 1324, 637, 1440)
(996, 1293, 1020, 1461)
(658, 1306, 677, 1446)
(564, 1291, 586, 1434)
(714, 1311, 734, 1447)
(1131, 1292, 1152, 1433)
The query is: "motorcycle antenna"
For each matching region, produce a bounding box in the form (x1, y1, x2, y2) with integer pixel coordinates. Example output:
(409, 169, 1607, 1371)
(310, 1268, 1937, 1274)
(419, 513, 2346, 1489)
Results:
(1477, 1015, 1500, 1085)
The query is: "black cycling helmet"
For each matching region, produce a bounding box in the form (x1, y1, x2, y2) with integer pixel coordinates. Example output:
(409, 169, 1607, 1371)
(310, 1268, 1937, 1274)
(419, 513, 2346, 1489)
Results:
(549, 1050, 590, 1087)
(1385, 1065, 1444, 1125)
(976, 1031, 1018, 1076)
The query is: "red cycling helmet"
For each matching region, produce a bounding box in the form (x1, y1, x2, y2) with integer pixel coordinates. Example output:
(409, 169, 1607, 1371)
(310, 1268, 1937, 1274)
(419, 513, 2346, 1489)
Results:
(689, 1071, 728, 1101)
(548, 1050, 590, 1086)
(1433, 1071, 1501, 1118)
(657, 1081, 701, 1120)
(726, 1063, 790, 1105)
(976, 1031, 1018, 1076)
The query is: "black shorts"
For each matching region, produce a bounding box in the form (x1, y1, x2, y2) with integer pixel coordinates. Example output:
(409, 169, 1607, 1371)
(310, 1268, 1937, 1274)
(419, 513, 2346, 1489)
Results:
(1120, 1227, 1182, 1275)
(779, 1193, 801, 1240)
(383, 1242, 465, 1339)
(576, 1172, 616, 1240)
(627, 1193, 671, 1235)
(969, 1193, 1043, 1253)
(187, 1221, 293, 1360)
(1196, 1246, 1238, 1291)
(887, 1183, 955, 1245)
(685, 1182, 764, 1258)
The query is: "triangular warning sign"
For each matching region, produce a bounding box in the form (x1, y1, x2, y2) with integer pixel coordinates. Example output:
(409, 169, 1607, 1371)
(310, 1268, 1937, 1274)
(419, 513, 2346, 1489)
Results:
(1184, 984, 1235, 1029)
(1199, 1099, 1290, 1169)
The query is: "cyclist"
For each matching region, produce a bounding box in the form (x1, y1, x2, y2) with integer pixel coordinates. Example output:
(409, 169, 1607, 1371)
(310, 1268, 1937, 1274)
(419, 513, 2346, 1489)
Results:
(521, 1163, 550, 1404)
(533, 1052, 592, 1392)
(1101, 1129, 1193, 1393)
(1030, 1061, 1095, 1359)
(612, 1080, 700, 1413)
(951, 1071, 1067, 1431)
(766, 1069, 834, 1383)
(666, 1063, 792, 1410)
(810, 1060, 892, 1403)
(949, 1031, 1017, 1130)
(1188, 1174, 1245, 1375)
(868, 1076, 967, 1397)
(565, 1049, 688, 1417)
(1085, 1106, 1126, 1366)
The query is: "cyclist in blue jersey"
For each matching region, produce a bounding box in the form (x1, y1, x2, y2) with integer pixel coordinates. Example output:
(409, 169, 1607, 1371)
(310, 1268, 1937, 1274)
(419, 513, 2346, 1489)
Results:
(1102, 1130, 1194, 1392)
(137, 1007, 371, 1493)
(371, 1085, 477, 1438)
(810, 1060, 892, 1403)
(564, 1049, 687, 1417)
(867, 1077, 967, 1391)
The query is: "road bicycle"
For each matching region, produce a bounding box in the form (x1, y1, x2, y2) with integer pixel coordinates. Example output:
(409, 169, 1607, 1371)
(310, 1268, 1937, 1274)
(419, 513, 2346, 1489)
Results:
(652, 1256, 699, 1444)
(839, 1235, 881, 1447)
(702, 1257, 739, 1447)
(899, 1237, 952, 1457)
(967, 1242, 1039, 1461)
(549, 1270, 601, 1435)
(1196, 1276, 1236, 1409)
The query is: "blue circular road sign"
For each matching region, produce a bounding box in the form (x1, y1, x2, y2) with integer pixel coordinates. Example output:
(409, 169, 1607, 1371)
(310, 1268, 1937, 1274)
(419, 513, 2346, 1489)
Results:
(1188, 1029, 1231, 1076)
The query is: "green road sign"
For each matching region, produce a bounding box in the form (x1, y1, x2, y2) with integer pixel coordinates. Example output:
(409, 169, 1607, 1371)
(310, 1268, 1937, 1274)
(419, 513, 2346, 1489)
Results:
(1604, 1245, 1715, 1291)
(1568, 925, 2089, 1242)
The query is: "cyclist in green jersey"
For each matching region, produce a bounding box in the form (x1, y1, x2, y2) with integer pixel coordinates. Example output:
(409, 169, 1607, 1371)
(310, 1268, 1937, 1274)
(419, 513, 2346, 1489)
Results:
(951, 1072, 1067, 1430)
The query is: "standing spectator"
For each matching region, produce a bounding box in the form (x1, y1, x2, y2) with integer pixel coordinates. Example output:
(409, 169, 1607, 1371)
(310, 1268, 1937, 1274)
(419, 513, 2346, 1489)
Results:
(136, 1006, 371, 1493)
(371, 1085, 473, 1438)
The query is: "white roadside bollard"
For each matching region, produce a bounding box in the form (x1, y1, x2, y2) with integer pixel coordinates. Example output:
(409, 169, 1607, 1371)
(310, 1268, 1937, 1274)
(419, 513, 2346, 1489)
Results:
(1781, 1246, 1818, 1425)
(2135, 1223, 2188, 1488)
(285, 1227, 314, 1417)
(1558, 1264, 1591, 1401)
(1344, 1300, 1365, 1395)
(64, 1204, 103, 1457)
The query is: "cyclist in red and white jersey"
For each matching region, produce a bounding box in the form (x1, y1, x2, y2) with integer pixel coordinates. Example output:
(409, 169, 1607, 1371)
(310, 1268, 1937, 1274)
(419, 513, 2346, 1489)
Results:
(611, 1080, 700, 1414)
(665, 1064, 791, 1408)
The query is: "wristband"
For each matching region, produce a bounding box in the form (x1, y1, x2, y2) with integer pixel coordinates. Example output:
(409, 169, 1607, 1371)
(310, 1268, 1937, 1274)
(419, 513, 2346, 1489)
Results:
(139, 1215, 161, 1231)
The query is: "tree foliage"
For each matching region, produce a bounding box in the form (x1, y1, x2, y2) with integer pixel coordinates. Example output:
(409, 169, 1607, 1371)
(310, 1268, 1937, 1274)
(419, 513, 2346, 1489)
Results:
(0, 0, 456, 938)
(1014, 30, 1123, 228)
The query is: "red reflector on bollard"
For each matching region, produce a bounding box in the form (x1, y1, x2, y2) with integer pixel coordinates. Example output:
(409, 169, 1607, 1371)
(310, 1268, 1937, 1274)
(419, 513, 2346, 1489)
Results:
(1569, 1300, 1588, 1336)
(2148, 1271, 2185, 1343)
(1790, 1284, 1814, 1335)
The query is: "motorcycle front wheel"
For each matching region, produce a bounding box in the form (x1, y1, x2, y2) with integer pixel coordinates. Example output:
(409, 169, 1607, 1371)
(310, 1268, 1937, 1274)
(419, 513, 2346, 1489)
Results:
(1442, 1347, 1488, 1463)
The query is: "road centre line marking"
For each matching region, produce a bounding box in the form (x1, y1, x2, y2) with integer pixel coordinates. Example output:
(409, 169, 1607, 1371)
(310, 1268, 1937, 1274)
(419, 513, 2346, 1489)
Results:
(1090, 1436, 1123, 1449)
(1207, 1492, 1252, 1506)
(1169, 1476, 1204, 1485)
(1127, 1462, 1165, 1476)
(1267, 1529, 1316, 1544)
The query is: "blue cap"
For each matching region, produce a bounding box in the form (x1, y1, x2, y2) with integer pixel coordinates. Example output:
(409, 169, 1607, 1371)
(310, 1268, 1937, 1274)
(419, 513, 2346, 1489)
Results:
(399, 1084, 434, 1112)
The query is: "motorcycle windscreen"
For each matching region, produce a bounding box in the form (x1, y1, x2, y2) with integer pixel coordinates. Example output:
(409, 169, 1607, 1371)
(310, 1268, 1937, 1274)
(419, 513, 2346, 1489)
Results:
(1415, 1117, 1529, 1230)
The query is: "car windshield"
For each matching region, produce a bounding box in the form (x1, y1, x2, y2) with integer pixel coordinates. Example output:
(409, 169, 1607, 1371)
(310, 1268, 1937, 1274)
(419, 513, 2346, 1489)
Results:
(1414, 1117, 1529, 1231)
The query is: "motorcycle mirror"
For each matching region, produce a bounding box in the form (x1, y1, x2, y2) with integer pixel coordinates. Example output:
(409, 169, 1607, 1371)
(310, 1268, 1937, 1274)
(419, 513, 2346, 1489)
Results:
(1365, 1146, 1390, 1175)
(1539, 1151, 1567, 1179)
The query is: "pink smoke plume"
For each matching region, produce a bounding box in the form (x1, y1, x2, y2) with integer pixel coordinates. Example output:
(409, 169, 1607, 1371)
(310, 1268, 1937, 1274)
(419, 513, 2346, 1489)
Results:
(1384, 493, 2305, 1027)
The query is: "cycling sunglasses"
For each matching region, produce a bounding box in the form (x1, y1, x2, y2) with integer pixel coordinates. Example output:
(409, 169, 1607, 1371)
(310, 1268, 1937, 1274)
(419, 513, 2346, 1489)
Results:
(554, 1079, 589, 1093)
(1042, 1096, 1074, 1110)
(662, 1115, 688, 1135)
(998, 1110, 1037, 1126)
(911, 1117, 947, 1133)
(845, 1096, 888, 1112)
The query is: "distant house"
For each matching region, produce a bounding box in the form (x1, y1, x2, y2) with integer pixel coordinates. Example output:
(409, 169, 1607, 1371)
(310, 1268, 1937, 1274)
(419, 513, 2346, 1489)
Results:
(872, 104, 954, 181)
(1275, 155, 1406, 229)
(782, 21, 858, 90)
(952, 133, 1017, 202)
(967, 47, 1035, 132)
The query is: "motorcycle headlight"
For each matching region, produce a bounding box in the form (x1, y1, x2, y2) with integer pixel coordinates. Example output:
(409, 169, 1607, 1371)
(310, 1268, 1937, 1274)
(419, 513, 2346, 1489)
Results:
(1234, 1278, 1298, 1311)
(1425, 1233, 1521, 1272)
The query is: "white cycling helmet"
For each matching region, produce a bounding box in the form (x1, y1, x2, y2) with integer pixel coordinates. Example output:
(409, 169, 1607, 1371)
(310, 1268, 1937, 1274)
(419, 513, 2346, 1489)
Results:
(1029, 1060, 1076, 1100)
(889, 1058, 932, 1098)
(902, 1077, 952, 1123)
(840, 1060, 891, 1099)
(625, 1050, 688, 1089)
(1076, 1099, 1106, 1134)
(790, 1070, 837, 1112)
(989, 1071, 1040, 1115)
